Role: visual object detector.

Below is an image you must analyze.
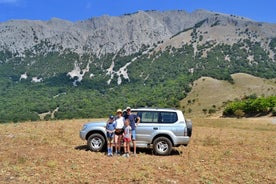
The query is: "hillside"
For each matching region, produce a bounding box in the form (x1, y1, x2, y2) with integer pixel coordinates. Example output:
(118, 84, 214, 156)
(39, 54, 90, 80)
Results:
(181, 73, 276, 118)
(0, 10, 276, 122)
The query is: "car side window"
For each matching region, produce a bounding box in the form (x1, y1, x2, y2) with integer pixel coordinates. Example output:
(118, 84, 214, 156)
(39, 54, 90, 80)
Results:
(139, 111, 158, 123)
(160, 112, 177, 123)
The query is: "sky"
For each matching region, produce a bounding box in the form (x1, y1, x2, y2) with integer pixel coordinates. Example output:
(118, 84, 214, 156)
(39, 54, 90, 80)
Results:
(0, 0, 276, 23)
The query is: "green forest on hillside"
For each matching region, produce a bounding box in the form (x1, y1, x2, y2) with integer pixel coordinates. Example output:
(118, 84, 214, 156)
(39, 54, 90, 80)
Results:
(1, 38, 276, 123)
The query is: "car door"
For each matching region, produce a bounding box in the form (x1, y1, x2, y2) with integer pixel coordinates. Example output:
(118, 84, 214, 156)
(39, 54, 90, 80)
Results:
(135, 111, 159, 143)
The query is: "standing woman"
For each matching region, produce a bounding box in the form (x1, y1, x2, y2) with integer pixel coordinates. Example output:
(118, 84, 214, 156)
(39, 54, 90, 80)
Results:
(114, 109, 124, 155)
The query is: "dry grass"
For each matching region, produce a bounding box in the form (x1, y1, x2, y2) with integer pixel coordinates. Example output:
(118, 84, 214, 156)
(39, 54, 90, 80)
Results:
(0, 117, 276, 184)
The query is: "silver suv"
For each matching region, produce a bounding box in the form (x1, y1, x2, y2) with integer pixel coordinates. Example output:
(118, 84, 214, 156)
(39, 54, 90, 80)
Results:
(79, 108, 192, 155)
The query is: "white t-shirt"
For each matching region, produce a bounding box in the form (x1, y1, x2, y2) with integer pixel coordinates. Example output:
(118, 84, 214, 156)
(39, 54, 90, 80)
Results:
(115, 116, 124, 129)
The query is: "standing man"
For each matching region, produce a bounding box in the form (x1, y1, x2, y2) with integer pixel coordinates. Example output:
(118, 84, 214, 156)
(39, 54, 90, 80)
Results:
(125, 106, 140, 156)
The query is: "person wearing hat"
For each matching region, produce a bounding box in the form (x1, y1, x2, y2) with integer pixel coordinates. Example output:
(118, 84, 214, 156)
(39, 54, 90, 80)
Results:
(124, 106, 140, 156)
(114, 109, 125, 155)
(106, 115, 116, 156)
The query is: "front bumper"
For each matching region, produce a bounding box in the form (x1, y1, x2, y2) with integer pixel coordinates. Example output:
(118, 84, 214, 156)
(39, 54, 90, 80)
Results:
(79, 130, 87, 140)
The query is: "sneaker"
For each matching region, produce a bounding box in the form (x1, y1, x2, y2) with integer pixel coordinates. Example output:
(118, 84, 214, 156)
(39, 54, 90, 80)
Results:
(122, 153, 127, 157)
(126, 153, 130, 158)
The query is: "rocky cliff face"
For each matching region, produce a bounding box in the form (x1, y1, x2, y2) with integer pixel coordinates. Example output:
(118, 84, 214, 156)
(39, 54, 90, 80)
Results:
(1, 10, 275, 58)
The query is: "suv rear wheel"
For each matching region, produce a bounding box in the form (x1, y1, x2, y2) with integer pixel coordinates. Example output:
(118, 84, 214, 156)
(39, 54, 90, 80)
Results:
(153, 137, 172, 156)
(87, 133, 106, 152)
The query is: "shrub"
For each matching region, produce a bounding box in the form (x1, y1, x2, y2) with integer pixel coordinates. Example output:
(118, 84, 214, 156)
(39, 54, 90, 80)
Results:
(272, 107, 276, 116)
(223, 96, 276, 117)
(208, 108, 216, 114)
(234, 109, 245, 118)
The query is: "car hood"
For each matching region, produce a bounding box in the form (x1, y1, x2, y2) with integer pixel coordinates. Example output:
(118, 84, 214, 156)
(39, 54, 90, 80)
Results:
(84, 122, 106, 127)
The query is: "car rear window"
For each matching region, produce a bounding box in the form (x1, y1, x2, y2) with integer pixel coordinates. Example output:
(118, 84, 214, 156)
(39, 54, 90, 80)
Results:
(160, 112, 177, 123)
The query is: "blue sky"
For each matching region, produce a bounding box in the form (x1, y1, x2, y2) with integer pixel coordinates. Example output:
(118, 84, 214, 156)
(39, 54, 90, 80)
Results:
(0, 0, 275, 23)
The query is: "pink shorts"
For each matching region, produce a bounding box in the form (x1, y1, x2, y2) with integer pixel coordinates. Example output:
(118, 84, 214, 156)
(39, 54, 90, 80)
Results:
(124, 137, 131, 142)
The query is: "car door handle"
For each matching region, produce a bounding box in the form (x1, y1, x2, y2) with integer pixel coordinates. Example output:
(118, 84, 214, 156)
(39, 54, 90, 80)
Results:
(153, 127, 158, 130)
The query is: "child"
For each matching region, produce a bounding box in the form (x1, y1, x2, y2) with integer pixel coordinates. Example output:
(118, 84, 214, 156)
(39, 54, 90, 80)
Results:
(122, 119, 132, 158)
(106, 115, 116, 156)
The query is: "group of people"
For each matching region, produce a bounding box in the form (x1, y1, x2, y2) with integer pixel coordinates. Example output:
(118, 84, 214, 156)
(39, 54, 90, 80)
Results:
(105, 107, 140, 157)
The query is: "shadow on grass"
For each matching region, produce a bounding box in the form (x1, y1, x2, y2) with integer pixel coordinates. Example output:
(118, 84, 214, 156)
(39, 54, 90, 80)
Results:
(75, 145, 90, 151)
(135, 147, 181, 156)
(74, 145, 181, 156)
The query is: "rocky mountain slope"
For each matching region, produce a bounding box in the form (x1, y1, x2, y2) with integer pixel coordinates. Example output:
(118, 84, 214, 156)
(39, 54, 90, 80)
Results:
(1, 9, 275, 57)
(1, 10, 275, 85)
(0, 9, 276, 122)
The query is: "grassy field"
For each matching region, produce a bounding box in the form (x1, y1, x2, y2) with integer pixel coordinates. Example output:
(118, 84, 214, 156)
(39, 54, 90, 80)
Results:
(0, 117, 275, 184)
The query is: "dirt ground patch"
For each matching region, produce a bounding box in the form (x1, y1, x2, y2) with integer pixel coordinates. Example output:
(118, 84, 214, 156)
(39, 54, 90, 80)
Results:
(0, 118, 275, 183)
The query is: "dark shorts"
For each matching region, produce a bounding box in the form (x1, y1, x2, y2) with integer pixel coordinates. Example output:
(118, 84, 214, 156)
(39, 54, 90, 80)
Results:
(115, 129, 123, 135)
(107, 132, 114, 138)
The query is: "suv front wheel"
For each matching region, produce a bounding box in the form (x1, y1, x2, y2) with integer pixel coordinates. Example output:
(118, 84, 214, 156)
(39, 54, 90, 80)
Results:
(153, 137, 172, 156)
(87, 133, 106, 152)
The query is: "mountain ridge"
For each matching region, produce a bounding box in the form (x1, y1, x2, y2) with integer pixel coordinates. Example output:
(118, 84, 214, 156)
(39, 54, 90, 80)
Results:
(1, 9, 275, 56)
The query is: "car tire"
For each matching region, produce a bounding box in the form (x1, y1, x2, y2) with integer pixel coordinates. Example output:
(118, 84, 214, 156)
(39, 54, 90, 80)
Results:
(153, 137, 172, 156)
(87, 133, 106, 152)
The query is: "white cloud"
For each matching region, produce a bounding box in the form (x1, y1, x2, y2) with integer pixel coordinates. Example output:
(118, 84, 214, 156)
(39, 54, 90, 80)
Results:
(0, 0, 18, 4)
